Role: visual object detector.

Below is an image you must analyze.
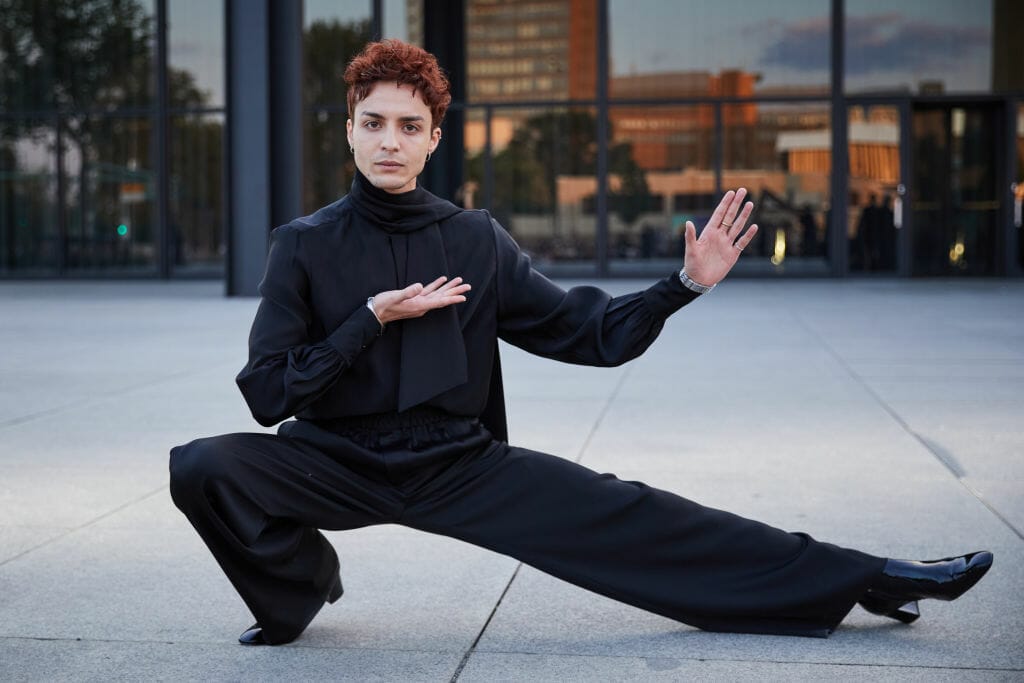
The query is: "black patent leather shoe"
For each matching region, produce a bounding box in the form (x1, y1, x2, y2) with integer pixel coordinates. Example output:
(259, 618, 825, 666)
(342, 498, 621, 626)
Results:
(238, 576, 344, 645)
(238, 623, 269, 645)
(860, 550, 993, 624)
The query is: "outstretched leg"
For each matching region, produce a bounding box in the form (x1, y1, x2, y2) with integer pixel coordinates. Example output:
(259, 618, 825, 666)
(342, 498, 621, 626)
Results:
(169, 432, 397, 644)
(406, 441, 885, 637)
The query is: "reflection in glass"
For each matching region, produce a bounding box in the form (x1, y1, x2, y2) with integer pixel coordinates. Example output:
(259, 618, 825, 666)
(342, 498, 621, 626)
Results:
(723, 102, 831, 273)
(606, 105, 714, 272)
(0, 123, 59, 274)
(303, 1, 373, 108)
(847, 105, 899, 273)
(304, 110, 356, 212)
(464, 107, 597, 269)
(168, 0, 225, 107)
(1018, 105, 1024, 270)
(846, 0, 993, 95)
(912, 106, 998, 276)
(302, 0, 372, 212)
(170, 113, 224, 273)
(610, 0, 829, 98)
(0, 0, 156, 112)
(384, 0, 420, 44)
(65, 117, 156, 273)
(466, 0, 594, 103)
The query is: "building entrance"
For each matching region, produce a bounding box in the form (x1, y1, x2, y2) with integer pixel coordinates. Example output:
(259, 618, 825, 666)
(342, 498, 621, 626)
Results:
(911, 105, 1001, 276)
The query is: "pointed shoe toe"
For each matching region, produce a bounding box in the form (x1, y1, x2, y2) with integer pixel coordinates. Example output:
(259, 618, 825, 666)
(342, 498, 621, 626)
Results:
(238, 623, 269, 645)
(860, 550, 993, 624)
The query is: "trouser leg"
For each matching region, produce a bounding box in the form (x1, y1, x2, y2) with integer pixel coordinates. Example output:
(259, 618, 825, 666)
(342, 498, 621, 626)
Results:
(169, 433, 398, 643)
(406, 443, 885, 637)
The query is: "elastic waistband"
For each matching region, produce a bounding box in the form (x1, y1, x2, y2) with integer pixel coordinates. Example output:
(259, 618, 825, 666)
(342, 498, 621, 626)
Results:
(309, 406, 473, 433)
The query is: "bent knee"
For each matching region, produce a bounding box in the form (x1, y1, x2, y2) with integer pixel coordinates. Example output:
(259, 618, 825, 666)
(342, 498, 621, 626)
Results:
(168, 435, 241, 504)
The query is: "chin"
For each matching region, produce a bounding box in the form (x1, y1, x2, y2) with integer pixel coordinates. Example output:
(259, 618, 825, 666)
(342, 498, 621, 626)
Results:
(366, 170, 420, 194)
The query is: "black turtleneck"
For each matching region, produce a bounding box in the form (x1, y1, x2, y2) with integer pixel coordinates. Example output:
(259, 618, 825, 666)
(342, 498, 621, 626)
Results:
(236, 172, 700, 439)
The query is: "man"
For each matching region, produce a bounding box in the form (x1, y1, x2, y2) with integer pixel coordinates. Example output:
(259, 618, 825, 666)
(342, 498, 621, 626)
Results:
(170, 40, 991, 646)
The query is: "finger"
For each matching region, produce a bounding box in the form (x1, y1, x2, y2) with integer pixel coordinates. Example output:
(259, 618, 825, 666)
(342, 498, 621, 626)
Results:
(428, 283, 471, 299)
(720, 188, 747, 231)
(707, 191, 735, 231)
(727, 201, 754, 240)
(734, 224, 758, 251)
(400, 282, 424, 299)
(435, 276, 465, 293)
(419, 276, 448, 295)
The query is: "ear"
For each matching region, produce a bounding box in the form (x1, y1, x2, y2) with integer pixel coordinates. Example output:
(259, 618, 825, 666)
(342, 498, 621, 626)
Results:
(346, 119, 354, 147)
(429, 127, 442, 154)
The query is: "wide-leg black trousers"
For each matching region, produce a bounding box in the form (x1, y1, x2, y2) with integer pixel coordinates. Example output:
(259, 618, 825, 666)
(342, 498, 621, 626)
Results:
(169, 410, 884, 643)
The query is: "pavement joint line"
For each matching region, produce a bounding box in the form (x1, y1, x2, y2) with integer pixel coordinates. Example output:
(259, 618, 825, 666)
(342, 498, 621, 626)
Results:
(793, 313, 1024, 543)
(449, 367, 632, 682)
(462, 648, 1024, 672)
(0, 485, 169, 570)
(1, 634, 1023, 673)
(0, 360, 240, 431)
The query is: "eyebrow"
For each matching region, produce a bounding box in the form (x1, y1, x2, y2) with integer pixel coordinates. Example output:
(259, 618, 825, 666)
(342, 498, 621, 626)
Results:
(360, 112, 425, 123)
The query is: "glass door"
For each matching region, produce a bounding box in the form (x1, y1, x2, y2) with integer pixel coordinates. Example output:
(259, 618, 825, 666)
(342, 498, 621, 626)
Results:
(847, 102, 907, 274)
(911, 105, 1000, 276)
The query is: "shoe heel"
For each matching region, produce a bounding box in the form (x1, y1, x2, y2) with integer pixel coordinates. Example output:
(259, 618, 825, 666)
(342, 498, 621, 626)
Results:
(327, 576, 344, 604)
(860, 593, 920, 624)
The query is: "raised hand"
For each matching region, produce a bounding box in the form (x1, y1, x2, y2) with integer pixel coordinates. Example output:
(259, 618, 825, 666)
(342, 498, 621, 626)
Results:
(682, 188, 759, 287)
(371, 276, 471, 324)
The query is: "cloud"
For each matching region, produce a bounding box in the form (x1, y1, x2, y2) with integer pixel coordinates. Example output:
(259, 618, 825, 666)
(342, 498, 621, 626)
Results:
(760, 13, 990, 74)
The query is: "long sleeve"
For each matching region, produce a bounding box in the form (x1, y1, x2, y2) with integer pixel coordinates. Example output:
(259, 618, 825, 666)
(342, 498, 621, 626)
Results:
(493, 218, 699, 366)
(235, 226, 382, 427)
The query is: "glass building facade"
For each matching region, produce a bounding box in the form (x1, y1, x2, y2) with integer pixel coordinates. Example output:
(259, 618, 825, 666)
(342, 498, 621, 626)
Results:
(1, 0, 1021, 288)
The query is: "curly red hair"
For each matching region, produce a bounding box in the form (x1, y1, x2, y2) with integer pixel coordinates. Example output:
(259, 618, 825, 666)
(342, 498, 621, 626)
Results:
(345, 39, 451, 129)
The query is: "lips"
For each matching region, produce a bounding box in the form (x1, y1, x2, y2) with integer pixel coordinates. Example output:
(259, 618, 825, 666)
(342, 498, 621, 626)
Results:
(375, 160, 403, 168)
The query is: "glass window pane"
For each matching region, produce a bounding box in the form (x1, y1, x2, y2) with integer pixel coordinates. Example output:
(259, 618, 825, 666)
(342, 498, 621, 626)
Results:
(384, 0, 421, 44)
(1018, 104, 1023, 270)
(610, 0, 830, 99)
(0, 121, 59, 274)
(2, 0, 156, 112)
(64, 116, 156, 273)
(466, 106, 597, 271)
(170, 113, 224, 273)
(847, 104, 900, 272)
(467, 0, 595, 103)
(304, 110, 354, 212)
(724, 102, 831, 273)
(304, 0, 373, 109)
(168, 0, 225, 108)
(607, 104, 714, 273)
(846, 0, 994, 95)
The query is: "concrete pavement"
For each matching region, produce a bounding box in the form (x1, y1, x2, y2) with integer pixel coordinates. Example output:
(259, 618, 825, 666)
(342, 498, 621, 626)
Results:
(0, 278, 1021, 681)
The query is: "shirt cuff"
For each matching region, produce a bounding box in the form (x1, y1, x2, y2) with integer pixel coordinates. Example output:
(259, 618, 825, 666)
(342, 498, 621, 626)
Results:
(325, 304, 384, 360)
(642, 270, 702, 318)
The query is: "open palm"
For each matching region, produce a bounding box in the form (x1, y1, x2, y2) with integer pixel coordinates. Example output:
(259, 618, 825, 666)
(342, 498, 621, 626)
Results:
(682, 188, 759, 287)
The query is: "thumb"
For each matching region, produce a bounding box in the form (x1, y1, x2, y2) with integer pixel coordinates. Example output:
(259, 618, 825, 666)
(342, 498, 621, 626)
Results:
(684, 221, 697, 249)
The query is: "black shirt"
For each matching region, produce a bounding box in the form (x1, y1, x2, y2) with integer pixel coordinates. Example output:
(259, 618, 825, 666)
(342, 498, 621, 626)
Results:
(236, 173, 699, 438)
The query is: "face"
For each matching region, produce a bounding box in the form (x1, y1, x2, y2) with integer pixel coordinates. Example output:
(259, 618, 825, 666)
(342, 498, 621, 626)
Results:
(347, 81, 441, 194)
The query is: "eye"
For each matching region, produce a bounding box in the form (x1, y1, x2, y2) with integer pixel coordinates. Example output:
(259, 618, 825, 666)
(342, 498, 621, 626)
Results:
(404, 123, 421, 133)
(364, 120, 381, 129)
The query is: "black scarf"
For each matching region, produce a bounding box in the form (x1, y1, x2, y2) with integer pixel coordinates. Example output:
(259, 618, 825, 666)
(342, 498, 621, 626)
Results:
(348, 172, 469, 412)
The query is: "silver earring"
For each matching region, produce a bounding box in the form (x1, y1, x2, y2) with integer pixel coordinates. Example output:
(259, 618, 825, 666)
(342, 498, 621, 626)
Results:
(349, 145, 354, 154)
(426, 151, 432, 162)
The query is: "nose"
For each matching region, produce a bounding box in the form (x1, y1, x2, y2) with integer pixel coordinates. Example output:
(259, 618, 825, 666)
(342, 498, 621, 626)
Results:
(381, 124, 399, 151)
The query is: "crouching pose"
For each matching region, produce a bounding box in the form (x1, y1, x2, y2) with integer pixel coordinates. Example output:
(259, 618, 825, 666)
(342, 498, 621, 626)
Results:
(169, 39, 992, 645)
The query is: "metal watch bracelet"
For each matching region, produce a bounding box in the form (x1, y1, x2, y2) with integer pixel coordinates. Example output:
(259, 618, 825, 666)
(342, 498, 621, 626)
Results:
(678, 269, 715, 294)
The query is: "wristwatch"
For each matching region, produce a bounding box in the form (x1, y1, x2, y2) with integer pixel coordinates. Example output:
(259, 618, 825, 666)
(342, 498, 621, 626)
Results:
(366, 296, 386, 334)
(678, 269, 715, 294)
